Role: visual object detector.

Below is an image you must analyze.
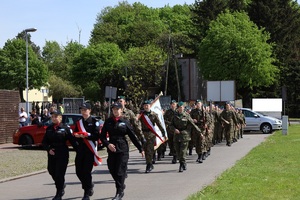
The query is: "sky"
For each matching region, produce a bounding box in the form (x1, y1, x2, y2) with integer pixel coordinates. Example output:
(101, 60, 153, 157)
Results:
(0, 0, 195, 49)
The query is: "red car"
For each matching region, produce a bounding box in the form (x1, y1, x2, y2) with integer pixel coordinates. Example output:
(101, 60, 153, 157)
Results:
(13, 114, 104, 148)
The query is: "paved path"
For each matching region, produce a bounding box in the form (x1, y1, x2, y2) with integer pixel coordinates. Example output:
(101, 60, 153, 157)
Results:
(0, 133, 270, 200)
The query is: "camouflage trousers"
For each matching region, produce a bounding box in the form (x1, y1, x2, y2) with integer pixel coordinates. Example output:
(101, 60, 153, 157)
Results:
(192, 129, 206, 154)
(167, 131, 175, 155)
(143, 131, 156, 164)
(174, 140, 189, 163)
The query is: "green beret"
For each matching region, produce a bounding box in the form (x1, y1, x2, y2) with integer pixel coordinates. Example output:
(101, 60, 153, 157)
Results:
(170, 100, 177, 104)
(196, 99, 202, 103)
(143, 100, 151, 105)
(117, 96, 125, 100)
(178, 101, 185, 107)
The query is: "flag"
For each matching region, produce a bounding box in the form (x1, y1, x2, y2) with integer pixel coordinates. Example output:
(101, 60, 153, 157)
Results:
(150, 93, 168, 150)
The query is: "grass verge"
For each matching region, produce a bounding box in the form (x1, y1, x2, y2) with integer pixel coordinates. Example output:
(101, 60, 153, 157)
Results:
(0, 147, 109, 180)
(187, 124, 300, 200)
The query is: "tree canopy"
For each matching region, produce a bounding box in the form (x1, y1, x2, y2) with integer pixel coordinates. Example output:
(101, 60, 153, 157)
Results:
(0, 38, 48, 101)
(198, 11, 279, 94)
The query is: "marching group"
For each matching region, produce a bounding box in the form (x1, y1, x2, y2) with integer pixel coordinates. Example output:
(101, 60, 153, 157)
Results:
(39, 96, 246, 200)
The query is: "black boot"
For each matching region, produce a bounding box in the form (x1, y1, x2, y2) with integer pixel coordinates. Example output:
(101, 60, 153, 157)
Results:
(82, 192, 90, 200)
(179, 162, 184, 172)
(145, 163, 154, 173)
(182, 162, 187, 170)
(202, 152, 207, 160)
(162, 151, 165, 158)
(188, 148, 193, 155)
(207, 148, 211, 156)
(196, 154, 203, 163)
(152, 153, 156, 164)
(52, 189, 64, 200)
(112, 189, 124, 200)
(172, 155, 177, 164)
(157, 152, 162, 161)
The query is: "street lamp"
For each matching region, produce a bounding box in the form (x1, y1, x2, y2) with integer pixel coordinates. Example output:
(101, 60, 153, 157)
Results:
(25, 28, 37, 120)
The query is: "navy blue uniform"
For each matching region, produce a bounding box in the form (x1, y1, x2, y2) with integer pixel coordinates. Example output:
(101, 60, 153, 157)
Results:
(74, 116, 100, 193)
(100, 117, 143, 196)
(42, 123, 77, 192)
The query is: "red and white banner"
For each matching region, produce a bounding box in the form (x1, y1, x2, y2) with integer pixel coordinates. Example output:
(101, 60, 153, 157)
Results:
(75, 120, 102, 166)
(150, 94, 168, 150)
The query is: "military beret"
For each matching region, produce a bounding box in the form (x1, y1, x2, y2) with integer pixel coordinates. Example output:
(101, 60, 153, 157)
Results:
(196, 99, 202, 103)
(178, 101, 185, 107)
(143, 100, 151, 105)
(117, 96, 125, 100)
(170, 100, 177, 104)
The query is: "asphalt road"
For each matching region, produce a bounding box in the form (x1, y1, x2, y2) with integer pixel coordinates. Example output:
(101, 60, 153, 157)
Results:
(0, 133, 270, 200)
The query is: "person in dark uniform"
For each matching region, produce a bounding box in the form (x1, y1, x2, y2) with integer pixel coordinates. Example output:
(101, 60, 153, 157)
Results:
(100, 102, 144, 200)
(42, 110, 77, 200)
(73, 102, 101, 200)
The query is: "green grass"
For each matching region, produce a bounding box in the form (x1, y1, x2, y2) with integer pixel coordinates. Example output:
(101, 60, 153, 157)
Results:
(187, 124, 300, 200)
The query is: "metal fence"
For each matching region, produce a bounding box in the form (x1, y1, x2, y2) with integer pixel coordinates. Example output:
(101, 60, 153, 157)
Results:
(62, 98, 85, 114)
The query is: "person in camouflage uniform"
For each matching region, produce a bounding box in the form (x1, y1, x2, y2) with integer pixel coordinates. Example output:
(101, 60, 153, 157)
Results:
(91, 101, 101, 117)
(189, 100, 208, 163)
(205, 105, 214, 158)
(117, 96, 145, 144)
(163, 100, 177, 163)
(237, 108, 246, 139)
(214, 105, 223, 144)
(139, 100, 166, 173)
(220, 102, 239, 146)
(169, 101, 202, 172)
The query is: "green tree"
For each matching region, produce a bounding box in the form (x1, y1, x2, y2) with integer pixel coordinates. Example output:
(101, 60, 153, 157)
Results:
(71, 42, 124, 98)
(48, 74, 82, 102)
(125, 45, 166, 99)
(248, 0, 300, 116)
(198, 11, 279, 104)
(42, 41, 65, 77)
(90, 1, 165, 50)
(0, 38, 48, 102)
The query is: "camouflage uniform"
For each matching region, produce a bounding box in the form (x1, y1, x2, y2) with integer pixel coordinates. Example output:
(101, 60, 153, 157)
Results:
(122, 107, 145, 143)
(189, 107, 207, 163)
(169, 110, 201, 172)
(205, 109, 214, 156)
(139, 110, 166, 173)
(220, 104, 238, 146)
(164, 107, 177, 157)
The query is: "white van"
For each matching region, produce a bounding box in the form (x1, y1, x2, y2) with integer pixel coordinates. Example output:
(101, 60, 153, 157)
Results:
(241, 108, 282, 134)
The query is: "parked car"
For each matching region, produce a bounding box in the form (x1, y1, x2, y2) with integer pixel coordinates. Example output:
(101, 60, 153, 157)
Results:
(240, 108, 282, 134)
(13, 114, 104, 147)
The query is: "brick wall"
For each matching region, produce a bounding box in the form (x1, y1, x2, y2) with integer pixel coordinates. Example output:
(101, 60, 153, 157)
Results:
(0, 90, 19, 144)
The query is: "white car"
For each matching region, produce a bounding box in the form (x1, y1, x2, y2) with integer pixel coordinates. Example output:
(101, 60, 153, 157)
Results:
(240, 108, 282, 134)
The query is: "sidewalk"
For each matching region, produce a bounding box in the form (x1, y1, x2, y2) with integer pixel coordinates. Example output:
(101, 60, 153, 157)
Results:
(0, 133, 270, 200)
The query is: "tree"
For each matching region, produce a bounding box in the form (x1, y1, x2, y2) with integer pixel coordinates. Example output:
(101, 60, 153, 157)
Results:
(42, 41, 65, 77)
(70, 42, 124, 98)
(122, 44, 167, 105)
(48, 74, 82, 102)
(0, 38, 48, 102)
(198, 11, 279, 105)
(90, 1, 165, 51)
(248, 0, 300, 116)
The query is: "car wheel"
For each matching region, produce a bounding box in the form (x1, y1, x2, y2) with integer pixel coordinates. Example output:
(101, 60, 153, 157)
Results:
(261, 123, 272, 134)
(20, 135, 33, 146)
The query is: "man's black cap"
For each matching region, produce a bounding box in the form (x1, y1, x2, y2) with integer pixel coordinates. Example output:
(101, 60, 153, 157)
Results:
(111, 102, 122, 109)
(79, 103, 91, 109)
(50, 110, 62, 115)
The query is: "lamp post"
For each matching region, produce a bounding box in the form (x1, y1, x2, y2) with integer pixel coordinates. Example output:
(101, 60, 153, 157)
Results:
(25, 28, 37, 119)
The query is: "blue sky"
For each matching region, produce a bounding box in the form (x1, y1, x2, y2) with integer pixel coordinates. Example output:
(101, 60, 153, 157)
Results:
(0, 0, 195, 49)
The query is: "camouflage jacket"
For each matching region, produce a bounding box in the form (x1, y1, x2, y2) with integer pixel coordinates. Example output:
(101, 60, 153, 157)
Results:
(139, 111, 166, 137)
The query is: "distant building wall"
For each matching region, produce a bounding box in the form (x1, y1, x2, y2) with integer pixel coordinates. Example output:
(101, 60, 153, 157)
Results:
(178, 58, 206, 102)
(0, 90, 19, 144)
